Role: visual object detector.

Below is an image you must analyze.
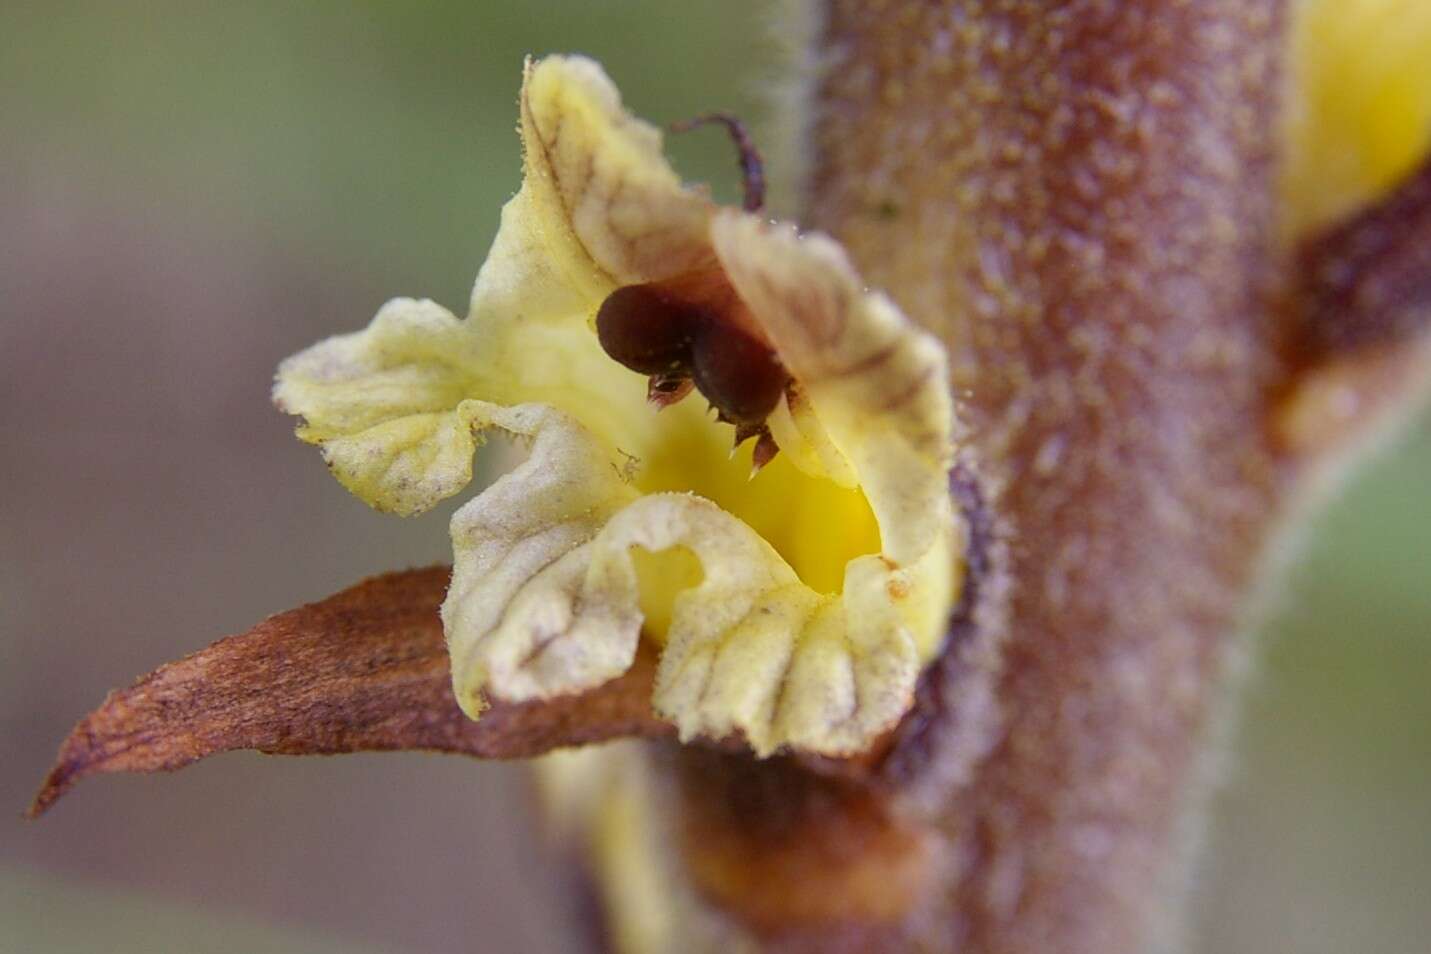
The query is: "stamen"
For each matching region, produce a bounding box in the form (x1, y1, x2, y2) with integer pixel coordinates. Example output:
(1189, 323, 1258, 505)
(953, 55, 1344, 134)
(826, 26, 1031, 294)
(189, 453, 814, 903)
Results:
(596, 284, 698, 374)
(732, 421, 764, 448)
(596, 269, 788, 469)
(689, 325, 787, 427)
(750, 429, 780, 477)
(669, 112, 766, 213)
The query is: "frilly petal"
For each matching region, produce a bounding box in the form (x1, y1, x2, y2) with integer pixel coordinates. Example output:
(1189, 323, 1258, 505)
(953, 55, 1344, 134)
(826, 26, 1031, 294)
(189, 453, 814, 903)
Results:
(479, 54, 714, 320)
(276, 55, 719, 516)
(447, 450, 923, 754)
(273, 298, 493, 515)
(442, 402, 640, 714)
(1285, 0, 1431, 236)
(711, 212, 958, 657)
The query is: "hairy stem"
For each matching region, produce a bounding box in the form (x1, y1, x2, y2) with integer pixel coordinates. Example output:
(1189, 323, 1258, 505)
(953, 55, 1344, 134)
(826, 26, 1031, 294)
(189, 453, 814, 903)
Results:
(812, 3, 1288, 951)
(670, 3, 1293, 952)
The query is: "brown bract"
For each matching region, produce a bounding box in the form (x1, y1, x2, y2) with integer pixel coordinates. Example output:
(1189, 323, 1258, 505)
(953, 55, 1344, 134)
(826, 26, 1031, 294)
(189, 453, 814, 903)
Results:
(1276, 156, 1431, 458)
(29, 567, 668, 818)
(673, 749, 939, 932)
(1294, 156, 1431, 362)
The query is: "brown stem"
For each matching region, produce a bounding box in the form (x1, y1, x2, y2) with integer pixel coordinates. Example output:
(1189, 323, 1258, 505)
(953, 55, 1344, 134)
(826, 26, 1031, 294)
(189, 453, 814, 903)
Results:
(668, 2, 1292, 951)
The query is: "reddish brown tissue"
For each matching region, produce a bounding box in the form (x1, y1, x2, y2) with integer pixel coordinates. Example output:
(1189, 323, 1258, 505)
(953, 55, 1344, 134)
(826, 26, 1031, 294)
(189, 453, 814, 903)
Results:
(595, 272, 791, 442)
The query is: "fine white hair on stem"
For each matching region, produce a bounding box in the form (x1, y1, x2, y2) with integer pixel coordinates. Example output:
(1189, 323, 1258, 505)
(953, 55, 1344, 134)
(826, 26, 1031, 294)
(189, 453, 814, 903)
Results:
(753, 0, 826, 221)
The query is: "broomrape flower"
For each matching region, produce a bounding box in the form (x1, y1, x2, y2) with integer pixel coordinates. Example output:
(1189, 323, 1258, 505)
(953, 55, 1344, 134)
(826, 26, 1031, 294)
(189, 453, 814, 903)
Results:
(273, 55, 964, 757)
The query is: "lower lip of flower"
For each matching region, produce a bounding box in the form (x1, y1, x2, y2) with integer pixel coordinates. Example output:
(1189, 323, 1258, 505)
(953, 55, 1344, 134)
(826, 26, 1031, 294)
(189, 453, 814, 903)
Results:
(628, 403, 881, 641)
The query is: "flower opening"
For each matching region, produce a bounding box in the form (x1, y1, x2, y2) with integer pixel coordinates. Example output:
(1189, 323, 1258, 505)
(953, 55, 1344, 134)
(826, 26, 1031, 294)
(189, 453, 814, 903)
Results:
(274, 55, 964, 756)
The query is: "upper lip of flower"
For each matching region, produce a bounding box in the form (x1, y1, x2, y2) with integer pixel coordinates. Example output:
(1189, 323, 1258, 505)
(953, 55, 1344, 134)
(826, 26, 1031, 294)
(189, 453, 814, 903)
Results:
(272, 54, 965, 758)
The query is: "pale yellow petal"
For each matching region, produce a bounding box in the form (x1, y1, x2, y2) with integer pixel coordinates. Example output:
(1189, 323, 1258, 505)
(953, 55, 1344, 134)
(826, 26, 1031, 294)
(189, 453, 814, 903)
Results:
(1285, 0, 1431, 236)
(498, 54, 714, 308)
(273, 298, 495, 515)
(467, 183, 599, 330)
(449, 467, 924, 754)
(462, 54, 726, 449)
(710, 212, 959, 659)
(602, 496, 923, 755)
(276, 56, 724, 518)
(533, 745, 683, 954)
(442, 402, 640, 715)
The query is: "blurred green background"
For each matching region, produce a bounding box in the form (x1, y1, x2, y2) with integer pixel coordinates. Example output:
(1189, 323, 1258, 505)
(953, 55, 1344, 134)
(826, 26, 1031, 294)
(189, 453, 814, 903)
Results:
(2, 3, 1427, 952)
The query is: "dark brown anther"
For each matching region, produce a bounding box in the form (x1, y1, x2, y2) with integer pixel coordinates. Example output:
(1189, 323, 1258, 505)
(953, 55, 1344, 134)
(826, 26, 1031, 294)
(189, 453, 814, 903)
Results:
(669, 112, 765, 212)
(690, 325, 788, 426)
(596, 283, 701, 375)
(750, 429, 779, 476)
(596, 268, 789, 469)
(732, 421, 765, 449)
(647, 371, 695, 409)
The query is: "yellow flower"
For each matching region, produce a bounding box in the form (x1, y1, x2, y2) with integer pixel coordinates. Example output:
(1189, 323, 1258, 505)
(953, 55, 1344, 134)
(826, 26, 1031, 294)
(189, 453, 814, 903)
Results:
(274, 55, 961, 757)
(1285, 0, 1431, 237)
